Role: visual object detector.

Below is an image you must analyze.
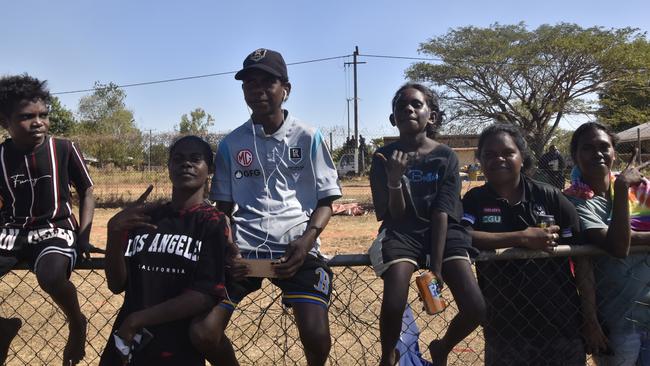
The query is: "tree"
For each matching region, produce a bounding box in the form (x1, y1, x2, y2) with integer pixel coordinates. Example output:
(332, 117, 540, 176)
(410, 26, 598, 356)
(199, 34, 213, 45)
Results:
(177, 107, 214, 136)
(406, 23, 648, 157)
(48, 97, 76, 136)
(76, 82, 143, 168)
(597, 40, 650, 132)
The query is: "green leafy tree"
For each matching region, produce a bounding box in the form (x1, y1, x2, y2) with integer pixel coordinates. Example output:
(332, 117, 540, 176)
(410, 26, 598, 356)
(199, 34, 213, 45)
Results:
(48, 97, 76, 136)
(407, 22, 648, 157)
(597, 40, 650, 132)
(76, 82, 143, 167)
(177, 108, 214, 136)
(147, 143, 169, 167)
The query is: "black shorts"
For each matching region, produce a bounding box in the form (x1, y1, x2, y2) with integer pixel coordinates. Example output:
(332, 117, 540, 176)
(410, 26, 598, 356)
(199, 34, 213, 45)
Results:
(0, 227, 77, 275)
(368, 224, 477, 277)
(219, 254, 333, 311)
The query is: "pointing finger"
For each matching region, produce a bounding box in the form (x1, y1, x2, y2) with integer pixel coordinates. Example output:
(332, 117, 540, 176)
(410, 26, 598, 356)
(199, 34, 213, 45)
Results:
(134, 185, 154, 205)
(637, 160, 650, 171)
(625, 148, 639, 170)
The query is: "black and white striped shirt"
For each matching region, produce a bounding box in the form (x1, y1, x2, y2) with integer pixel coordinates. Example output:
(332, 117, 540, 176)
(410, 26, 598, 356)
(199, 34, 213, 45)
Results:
(0, 136, 93, 230)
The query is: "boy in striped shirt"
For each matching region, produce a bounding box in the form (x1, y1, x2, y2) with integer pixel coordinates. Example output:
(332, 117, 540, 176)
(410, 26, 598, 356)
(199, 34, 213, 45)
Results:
(0, 74, 94, 365)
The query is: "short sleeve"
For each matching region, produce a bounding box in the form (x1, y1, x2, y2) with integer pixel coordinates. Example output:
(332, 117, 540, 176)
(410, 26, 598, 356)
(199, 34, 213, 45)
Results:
(572, 199, 609, 231)
(210, 141, 233, 202)
(310, 130, 342, 200)
(431, 150, 462, 221)
(188, 216, 228, 301)
(68, 141, 93, 192)
(555, 193, 582, 245)
(461, 189, 480, 229)
(370, 151, 389, 221)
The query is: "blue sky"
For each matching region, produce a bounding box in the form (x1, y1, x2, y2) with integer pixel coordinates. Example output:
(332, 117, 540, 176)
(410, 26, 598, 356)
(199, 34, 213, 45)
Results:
(3, 0, 649, 146)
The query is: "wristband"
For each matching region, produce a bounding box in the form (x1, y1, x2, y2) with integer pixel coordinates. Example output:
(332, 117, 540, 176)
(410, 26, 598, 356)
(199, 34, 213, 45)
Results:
(387, 182, 402, 190)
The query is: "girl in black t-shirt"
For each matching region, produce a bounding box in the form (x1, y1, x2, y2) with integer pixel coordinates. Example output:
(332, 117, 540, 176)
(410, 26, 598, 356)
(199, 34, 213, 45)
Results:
(369, 83, 485, 366)
(101, 136, 235, 366)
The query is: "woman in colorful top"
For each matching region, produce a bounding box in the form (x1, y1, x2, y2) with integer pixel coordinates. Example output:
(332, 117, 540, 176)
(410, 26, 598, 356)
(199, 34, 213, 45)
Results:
(100, 135, 234, 365)
(565, 122, 649, 366)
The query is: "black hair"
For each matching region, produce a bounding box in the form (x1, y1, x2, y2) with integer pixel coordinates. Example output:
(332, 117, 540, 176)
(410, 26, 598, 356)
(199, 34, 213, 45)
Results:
(391, 82, 444, 139)
(169, 135, 214, 173)
(0, 74, 51, 121)
(569, 122, 618, 161)
(476, 123, 534, 170)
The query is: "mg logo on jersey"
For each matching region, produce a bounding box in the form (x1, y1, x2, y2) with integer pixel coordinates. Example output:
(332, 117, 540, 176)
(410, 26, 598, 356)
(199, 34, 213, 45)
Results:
(237, 149, 253, 167)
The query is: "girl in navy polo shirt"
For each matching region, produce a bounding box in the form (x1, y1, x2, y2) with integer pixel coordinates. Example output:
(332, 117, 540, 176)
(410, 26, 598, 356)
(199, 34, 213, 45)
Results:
(369, 83, 485, 366)
(461, 124, 605, 365)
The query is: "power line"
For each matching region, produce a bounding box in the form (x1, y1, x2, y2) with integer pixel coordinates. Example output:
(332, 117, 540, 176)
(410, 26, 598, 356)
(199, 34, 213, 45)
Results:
(362, 53, 650, 72)
(53, 54, 352, 95)
(361, 54, 440, 62)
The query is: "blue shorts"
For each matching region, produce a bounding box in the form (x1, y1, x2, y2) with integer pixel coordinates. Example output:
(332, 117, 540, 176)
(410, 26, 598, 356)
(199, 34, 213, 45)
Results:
(594, 327, 649, 366)
(219, 254, 332, 311)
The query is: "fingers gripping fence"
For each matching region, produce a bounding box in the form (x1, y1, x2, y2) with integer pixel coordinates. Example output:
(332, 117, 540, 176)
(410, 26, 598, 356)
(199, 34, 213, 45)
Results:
(1, 247, 648, 365)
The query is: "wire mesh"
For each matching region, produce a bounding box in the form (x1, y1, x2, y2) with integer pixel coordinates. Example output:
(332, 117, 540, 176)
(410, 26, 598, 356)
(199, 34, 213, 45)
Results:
(1, 247, 648, 365)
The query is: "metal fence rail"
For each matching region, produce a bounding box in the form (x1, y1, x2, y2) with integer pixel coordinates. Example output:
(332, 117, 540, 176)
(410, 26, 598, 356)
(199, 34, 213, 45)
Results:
(1, 246, 648, 365)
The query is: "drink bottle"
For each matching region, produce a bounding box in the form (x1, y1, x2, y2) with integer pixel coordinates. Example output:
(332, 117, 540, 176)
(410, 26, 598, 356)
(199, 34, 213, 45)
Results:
(415, 271, 446, 315)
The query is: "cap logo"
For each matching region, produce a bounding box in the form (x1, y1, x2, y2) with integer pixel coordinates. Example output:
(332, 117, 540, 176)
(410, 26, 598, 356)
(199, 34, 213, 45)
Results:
(250, 49, 267, 62)
(237, 149, 253, 167)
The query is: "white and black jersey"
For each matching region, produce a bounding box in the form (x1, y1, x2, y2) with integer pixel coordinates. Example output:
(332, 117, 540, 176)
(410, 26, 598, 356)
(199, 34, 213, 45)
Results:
(0, 136, 93, 230)
(100, 202, 229, 366)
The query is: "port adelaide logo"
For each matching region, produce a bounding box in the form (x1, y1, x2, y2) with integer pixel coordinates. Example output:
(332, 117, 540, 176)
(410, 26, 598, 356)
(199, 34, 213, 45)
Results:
(237, 149, 253, 167)
(289, 147, 302, 163)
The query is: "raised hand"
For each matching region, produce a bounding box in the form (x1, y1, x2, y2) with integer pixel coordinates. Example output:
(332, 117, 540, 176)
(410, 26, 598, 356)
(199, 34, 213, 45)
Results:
(107, 185, 159, 233)
(617, 148, 650, 188)
(376, 150, 411, 187)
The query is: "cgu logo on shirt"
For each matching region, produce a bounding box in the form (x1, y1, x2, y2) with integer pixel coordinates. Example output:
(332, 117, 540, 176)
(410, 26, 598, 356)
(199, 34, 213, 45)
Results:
(125, 233, 202, 262)
(481, 215, 502, 224)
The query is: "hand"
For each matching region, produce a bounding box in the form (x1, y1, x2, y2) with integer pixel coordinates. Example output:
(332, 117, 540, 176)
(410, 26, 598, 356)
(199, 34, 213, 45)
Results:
(520, 225, 560, 252)
(273, 236, 310, 279)
(107, 186, 159, 234)
(116, 314, 140, 348)
(227, 255, 250, 280)
(376, 150, 411, 187)
(428, 261, 445, 290)
(223, 218, 248, 279)
(77, 241, 105, 262)
(616, 148, 650, 189)
(582, 320, 609, 355)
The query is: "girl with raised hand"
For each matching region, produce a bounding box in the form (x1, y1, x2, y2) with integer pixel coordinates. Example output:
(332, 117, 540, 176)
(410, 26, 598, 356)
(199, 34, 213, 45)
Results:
(100, 136, 235, 365)
(369, 82, 485, 366)
(565, 122, 649, 366)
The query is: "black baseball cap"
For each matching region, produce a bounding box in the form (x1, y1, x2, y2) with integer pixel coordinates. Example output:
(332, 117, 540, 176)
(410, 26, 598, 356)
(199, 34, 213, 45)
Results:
(234, 48, 289, 82)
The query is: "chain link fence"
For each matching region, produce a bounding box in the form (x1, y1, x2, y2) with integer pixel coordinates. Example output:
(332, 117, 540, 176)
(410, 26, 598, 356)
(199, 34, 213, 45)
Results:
(1, 246, 648, 365)
(2, 126, 649, 365)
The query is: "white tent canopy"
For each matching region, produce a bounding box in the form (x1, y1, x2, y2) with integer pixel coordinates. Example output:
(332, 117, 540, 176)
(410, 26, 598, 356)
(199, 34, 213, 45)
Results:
(616, 122, 650, 143)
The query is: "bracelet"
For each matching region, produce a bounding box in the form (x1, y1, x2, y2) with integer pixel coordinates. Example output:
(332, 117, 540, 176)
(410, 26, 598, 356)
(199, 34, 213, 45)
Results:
(387, 182, 402, 190)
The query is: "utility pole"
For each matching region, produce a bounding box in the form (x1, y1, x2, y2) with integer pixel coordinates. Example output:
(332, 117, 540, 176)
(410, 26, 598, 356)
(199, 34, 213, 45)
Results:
(344, 46, 365, 174)
(144, 129, 153, 172)
(346, 98, 352, 140)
